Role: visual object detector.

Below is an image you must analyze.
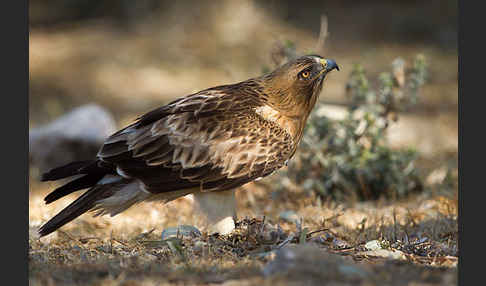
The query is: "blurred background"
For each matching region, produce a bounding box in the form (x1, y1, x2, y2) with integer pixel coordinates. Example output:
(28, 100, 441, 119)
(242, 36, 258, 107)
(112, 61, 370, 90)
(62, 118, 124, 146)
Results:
(29, 0, 457, 126)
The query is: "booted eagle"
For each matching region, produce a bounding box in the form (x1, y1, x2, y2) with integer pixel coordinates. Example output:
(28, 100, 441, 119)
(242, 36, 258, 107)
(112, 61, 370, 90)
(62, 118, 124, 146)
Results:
(38, 55, 339, 236)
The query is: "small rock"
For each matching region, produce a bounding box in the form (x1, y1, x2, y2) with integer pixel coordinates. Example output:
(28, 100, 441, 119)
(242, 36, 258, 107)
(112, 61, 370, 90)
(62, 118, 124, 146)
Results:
(29, 104, 117, 173)
(278, 210, 300, 223)
(359, 249, 406, 260)
(332, 237, 351, 249)
(161, 225, 201, 240)
(364, 240, 382, 251)
(263, 244, 370, 281)
(426, 167, 448, 186)
(193, 241, 206, 255)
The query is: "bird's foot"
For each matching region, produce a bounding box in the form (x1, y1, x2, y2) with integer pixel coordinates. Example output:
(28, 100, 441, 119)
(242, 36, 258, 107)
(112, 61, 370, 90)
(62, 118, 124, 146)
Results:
(207, 216, 235, 235)
(193, 190, 237, 235)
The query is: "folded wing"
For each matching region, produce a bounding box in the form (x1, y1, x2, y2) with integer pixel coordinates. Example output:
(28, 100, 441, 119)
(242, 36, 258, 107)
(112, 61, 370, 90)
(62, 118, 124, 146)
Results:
(98, 86, 294, 194)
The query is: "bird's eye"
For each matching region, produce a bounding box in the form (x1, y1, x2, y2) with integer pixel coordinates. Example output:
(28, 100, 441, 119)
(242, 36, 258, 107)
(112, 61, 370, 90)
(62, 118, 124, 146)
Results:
(300, 71, 310, 79)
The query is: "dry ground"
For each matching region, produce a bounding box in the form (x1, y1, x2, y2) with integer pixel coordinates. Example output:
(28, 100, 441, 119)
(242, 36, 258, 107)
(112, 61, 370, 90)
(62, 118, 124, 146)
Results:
(29, 176, 457, 286)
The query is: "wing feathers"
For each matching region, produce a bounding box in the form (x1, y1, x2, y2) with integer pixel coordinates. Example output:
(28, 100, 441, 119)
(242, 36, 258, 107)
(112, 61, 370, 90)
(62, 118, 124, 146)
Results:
(132, 136, 169, 158)
(95, 86, 293, 195)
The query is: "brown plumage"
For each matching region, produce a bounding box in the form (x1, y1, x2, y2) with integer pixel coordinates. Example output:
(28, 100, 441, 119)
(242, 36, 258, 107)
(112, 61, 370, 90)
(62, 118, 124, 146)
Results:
(38, 55, 339, 237)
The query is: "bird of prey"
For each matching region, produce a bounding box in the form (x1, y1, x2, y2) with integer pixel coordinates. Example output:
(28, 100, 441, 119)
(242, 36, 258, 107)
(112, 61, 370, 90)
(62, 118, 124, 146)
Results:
(38, 55, 339, 237)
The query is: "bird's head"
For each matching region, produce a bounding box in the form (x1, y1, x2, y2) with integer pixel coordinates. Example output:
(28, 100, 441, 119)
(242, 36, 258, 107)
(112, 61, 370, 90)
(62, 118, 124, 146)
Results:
(260, 55, 339, 118)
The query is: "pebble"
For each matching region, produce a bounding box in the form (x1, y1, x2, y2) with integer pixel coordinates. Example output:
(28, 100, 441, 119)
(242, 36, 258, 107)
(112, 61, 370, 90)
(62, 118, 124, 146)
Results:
(161, 225, 201, 240)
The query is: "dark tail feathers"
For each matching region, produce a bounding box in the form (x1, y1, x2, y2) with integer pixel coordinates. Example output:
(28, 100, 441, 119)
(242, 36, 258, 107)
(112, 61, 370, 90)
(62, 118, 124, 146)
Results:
(39, 160, 114, 237)
(44, 173, 105, 204)
(41, 160, 94, 181)
(41, 160, 112, 204)
(38, 184, 115, 237)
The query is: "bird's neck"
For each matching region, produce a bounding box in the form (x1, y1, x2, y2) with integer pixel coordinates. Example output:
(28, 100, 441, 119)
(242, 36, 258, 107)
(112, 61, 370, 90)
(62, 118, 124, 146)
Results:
(249, 77, 321, 144)
(254, 105, 308, 145)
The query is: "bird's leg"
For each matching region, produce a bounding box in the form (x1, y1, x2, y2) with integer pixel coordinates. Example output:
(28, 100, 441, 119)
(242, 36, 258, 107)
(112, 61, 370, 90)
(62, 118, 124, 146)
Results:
(193, 190, 236, 235)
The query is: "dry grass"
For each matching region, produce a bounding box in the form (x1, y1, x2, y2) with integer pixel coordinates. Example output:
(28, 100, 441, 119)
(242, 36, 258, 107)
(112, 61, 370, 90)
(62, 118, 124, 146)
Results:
(29, 175, 457, 285)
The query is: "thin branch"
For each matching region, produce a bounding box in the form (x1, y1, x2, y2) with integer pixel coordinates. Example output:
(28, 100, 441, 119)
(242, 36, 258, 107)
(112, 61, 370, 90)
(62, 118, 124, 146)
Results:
(314, 14, 329, 54)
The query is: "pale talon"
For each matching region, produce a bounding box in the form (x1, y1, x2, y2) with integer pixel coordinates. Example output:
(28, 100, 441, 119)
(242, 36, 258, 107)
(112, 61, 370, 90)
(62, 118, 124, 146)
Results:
(208, 216, 235, 235)
(193, 190, 236, 235)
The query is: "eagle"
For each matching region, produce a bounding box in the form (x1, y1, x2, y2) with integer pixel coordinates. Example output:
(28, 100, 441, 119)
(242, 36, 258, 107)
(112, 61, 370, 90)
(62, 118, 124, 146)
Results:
(38, 55, 339, 237)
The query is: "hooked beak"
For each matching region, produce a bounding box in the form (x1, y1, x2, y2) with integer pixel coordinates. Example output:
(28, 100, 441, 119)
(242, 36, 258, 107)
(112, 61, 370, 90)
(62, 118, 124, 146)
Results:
(320, 58, 340, 72)
(315, 58, 339, 80)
